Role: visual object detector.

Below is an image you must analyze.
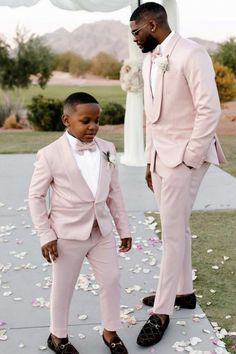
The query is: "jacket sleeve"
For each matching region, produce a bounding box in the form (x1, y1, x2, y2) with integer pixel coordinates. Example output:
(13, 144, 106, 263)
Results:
(183, 46, 221, 168)
(106, 144, 131, 239)
(28, 150, 57, 247)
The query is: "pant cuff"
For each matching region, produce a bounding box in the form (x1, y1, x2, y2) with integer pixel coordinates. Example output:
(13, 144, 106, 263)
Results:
(49, 326, 68, 338)
(153, 307, 173, 316)
(102, 320, 121, 331)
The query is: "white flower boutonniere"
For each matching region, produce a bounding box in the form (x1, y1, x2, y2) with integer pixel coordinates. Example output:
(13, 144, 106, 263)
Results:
(103, 151, 116, 168)
(157, 55, 169, 74)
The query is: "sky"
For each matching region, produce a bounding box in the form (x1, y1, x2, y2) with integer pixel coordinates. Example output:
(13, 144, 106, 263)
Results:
(0, 0, 235, 45)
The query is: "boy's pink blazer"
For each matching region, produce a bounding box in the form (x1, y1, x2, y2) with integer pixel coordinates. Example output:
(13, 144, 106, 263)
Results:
(29, 134, 130, 247)
(143, 32, 226, 169)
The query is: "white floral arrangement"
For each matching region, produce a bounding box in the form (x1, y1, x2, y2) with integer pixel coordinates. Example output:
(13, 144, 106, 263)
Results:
(120, 59, 143, 93)
(156, 55, 169, 73)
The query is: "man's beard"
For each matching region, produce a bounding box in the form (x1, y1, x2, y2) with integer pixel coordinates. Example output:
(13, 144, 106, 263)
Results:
(142, 35, 158, 53)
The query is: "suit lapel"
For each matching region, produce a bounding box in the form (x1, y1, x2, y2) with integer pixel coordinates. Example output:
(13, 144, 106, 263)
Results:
(152, 33, 181, 123)
(152, 69, 165, 123)
(59, 134, 94, 201)
(143, 54, 155, 119)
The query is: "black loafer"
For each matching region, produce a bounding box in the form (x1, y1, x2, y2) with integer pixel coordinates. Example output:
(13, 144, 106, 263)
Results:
(142, 293, 196, 309)
(137, 314, 169, 347)
(175, 293, 196, 309)
(103, 333, 128, 354)
(47, 334, 80, 354)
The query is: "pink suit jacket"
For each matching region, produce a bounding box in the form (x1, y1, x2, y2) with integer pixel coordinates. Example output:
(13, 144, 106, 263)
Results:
(29, 134, 130, 247)
(143, 32, 226, 169)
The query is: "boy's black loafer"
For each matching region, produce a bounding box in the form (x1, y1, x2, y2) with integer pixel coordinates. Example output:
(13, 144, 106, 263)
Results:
(137, 314, 169, 347)
(103, 333, 128, 354)
(47, 334, 79, 354)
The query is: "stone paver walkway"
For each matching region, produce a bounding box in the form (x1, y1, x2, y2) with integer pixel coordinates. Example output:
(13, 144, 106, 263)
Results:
(0, 154, 234, 354)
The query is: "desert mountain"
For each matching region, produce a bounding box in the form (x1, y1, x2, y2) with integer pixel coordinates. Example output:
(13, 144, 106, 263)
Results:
(42, 20, 129, 61)
(42, 20, 219, 60)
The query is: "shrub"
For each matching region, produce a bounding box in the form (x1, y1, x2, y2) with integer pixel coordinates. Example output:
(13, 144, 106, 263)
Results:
(0, 94, 24, 127)
(0, 102, 11, 127)
(213, 37, 236, 76)
(69, 55, 91, 76)
(90, 52, 122, 79)
(213, 62, 236, 103)
(3, 113, 23, 129)
(54, 51, 90, 76)
(100, 102, 125, 125)
(54, 51, 74, 72)
(27, 95, 64, 131)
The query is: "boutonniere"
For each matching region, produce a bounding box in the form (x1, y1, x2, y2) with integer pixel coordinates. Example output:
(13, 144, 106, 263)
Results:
(103, 151, 116, 168)
(157, 55, 169, 73)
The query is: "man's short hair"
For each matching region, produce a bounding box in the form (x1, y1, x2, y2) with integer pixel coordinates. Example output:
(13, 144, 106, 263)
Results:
(63, 92, 99, 113)
(130, 2, 167, 24)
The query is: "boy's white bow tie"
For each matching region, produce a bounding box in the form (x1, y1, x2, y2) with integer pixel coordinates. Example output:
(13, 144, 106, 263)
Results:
(75, 140, 96, 154)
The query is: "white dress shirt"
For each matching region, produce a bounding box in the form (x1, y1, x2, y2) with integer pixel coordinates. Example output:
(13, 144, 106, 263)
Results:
(66, 130, 100, 197)
(150, 31, 175, 96)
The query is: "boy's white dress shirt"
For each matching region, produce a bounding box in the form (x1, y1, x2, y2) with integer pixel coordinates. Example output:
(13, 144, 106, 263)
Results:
(66, 130, 100, 197)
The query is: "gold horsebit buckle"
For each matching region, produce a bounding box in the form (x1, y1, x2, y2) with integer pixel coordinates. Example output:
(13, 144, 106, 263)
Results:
(147, 319, 161, 330)
(111, 341, 123, 348)
(59, 342, 70, 350)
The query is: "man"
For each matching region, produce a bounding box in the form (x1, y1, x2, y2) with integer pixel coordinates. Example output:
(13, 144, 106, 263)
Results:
(130, 2, 226, 347)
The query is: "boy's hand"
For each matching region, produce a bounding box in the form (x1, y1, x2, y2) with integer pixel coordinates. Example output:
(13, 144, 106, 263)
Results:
(41, 240, 58, 263)
(119, 237, 132, 253)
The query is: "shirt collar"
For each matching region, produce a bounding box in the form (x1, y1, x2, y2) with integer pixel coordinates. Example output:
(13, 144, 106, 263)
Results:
(65, 130, 97, 151)
(66, 130, 81, 150)
(159, 30, 175, 55)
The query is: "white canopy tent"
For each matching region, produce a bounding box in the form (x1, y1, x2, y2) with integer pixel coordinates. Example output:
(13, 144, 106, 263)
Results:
(0, 0, 178, 166)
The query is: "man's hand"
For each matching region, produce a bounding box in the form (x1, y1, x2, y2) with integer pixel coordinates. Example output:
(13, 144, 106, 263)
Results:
(145, 164, 153, 192)
(119, 238, 132, 253)
(41, 240, 58, 263)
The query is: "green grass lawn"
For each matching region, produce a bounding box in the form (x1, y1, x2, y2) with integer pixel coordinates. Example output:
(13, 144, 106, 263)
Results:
(0, 85, 126, 106)
(0, 129, 124, 153)
(148, 210, 236, 353)
(218, 135, 236, 177)
(0, 131, 235, 178)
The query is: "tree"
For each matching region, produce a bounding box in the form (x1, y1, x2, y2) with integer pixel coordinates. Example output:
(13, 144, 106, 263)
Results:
(69, 54, 91, 76)
(213, 37, 236, 76)
(0, 31, 55, 90)
(54, 51, 75, 72)
(90, 52, 122, 79)
(54, 51, 90, 76)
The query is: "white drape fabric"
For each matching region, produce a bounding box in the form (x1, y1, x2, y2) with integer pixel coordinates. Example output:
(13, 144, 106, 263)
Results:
(0, 0, 133, 11)
(120, 91, 146, 166)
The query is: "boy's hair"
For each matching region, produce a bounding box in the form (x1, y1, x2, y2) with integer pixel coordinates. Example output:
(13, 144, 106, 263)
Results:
(130, 2, 167, 24)
(63, 92, 99, 113)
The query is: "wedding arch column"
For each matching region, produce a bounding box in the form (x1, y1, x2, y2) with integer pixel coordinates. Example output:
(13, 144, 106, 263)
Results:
(120, 0, 146, 166)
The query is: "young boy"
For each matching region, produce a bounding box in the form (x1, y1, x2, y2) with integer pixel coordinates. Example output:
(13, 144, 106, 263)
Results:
(29, 92, 132, 354)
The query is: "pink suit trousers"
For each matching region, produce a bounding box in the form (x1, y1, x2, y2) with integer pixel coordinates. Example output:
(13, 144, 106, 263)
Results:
(50, 227, 121, 338)
(152, 158, 209, 315)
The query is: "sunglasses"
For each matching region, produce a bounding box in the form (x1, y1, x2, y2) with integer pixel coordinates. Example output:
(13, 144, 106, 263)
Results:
(131, 23, 148, 37)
